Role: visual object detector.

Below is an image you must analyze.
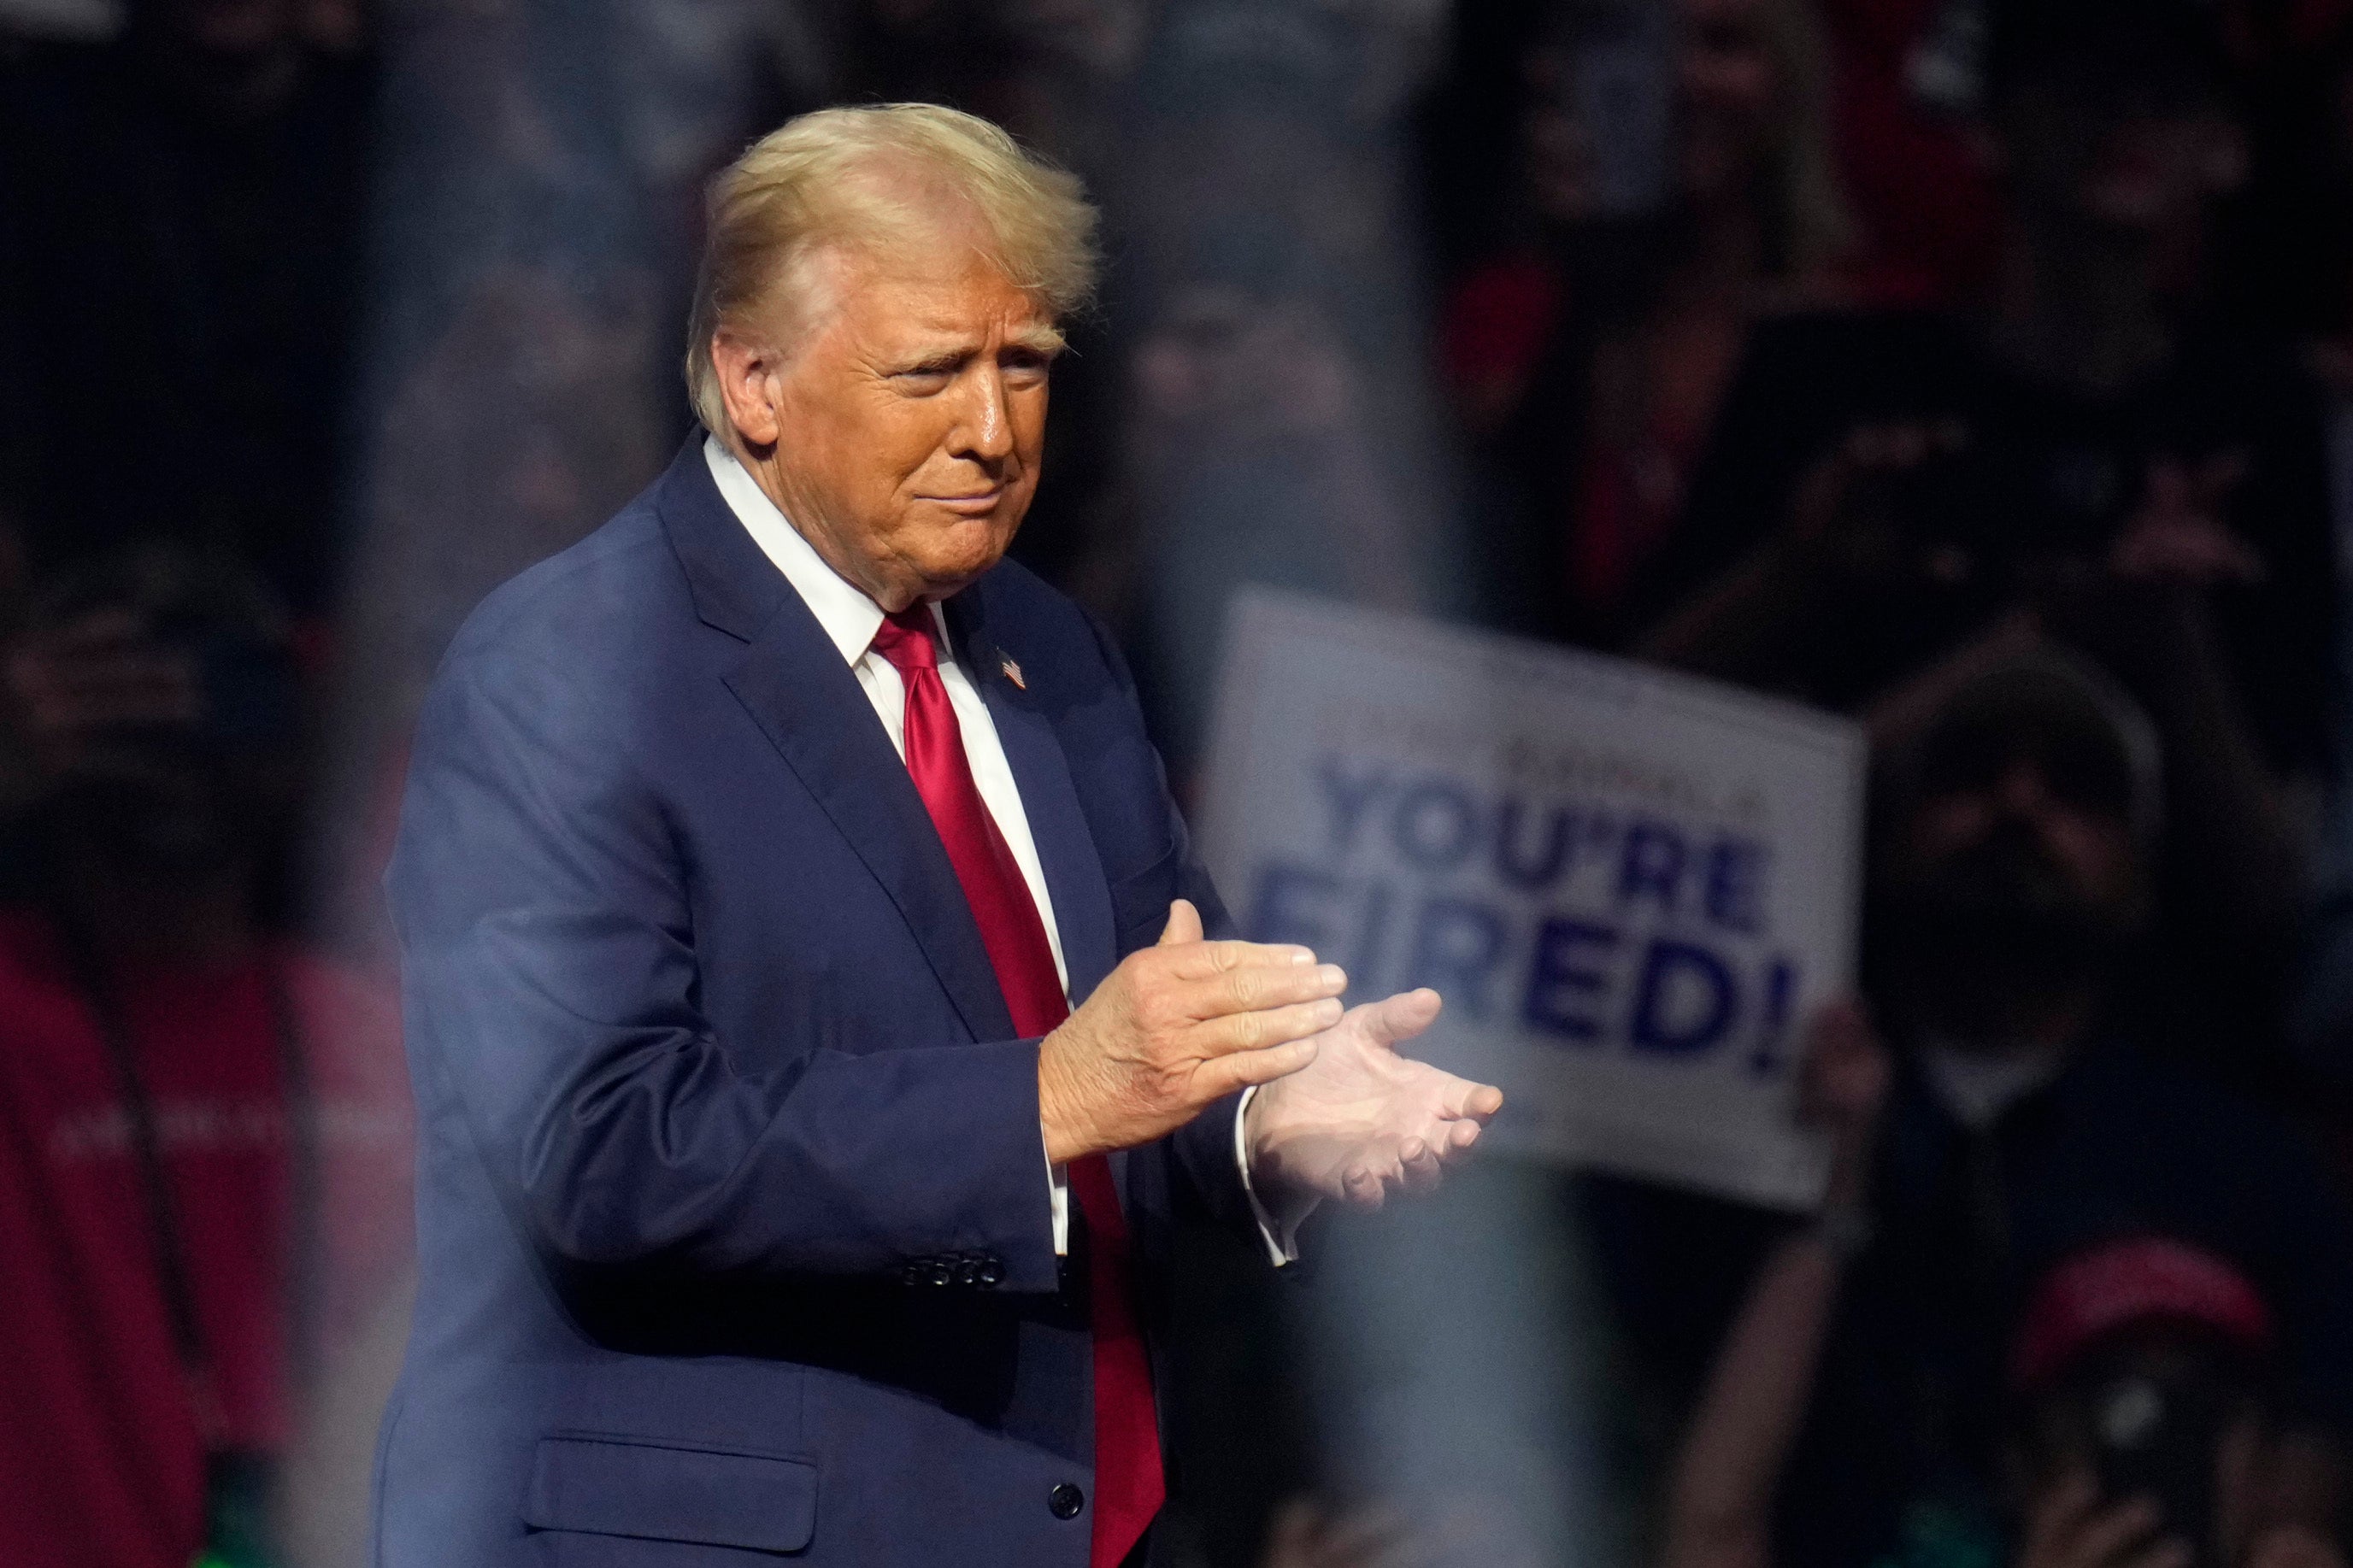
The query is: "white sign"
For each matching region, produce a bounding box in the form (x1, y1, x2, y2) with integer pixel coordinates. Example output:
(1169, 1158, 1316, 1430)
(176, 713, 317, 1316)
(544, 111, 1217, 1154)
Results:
(1197, 590, 1867, 1210)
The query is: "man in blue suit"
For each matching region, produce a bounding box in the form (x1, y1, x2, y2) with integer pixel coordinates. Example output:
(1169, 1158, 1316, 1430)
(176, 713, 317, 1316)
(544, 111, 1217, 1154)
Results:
(376, 103, 1501, 1567)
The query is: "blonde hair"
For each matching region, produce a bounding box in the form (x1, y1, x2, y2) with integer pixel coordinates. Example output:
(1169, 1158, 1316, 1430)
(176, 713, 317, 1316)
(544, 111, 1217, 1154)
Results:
(684, 103, 1101, 438)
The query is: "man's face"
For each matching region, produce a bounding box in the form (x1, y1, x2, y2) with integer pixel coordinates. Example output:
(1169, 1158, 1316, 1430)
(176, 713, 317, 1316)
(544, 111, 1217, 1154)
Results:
(718, 229, 1058, 611)
(1679, 0, 1783, 204)
(1883, 750, 2146, 1003)
(1995, 56, 2243, 238)
(1901, 757, 2137, 911)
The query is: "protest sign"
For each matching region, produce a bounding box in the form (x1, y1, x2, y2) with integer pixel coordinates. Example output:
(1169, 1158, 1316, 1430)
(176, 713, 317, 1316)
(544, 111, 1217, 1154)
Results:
(1197, 590, 1867, 1210)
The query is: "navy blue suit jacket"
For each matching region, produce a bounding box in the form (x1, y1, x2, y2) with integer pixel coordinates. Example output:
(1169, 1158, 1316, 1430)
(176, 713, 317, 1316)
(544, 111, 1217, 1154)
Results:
(374, 441, 1254, 1566)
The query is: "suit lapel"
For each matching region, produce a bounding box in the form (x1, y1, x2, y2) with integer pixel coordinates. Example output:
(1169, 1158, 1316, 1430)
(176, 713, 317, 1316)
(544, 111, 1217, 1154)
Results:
(657, 439, 1015, 1046)
(723, 619, 1016, 1046)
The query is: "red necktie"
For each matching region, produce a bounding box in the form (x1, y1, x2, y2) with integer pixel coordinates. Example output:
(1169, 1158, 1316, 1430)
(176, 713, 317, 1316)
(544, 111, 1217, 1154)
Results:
(869, 607, 1163, 1567)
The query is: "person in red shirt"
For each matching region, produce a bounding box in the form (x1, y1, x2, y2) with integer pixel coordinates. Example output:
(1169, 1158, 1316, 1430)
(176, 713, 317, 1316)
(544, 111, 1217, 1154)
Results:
(0, 546, 410, 1568)
(1440, 0, 1857, 650)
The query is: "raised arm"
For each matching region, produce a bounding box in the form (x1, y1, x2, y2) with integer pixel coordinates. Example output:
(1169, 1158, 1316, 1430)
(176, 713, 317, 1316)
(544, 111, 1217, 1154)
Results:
(1661, 1002, 1890, 1568)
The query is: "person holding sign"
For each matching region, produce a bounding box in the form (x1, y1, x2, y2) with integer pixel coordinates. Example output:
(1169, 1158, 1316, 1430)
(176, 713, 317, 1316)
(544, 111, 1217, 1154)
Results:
(1659, 655, 2353, 1568)
(373, 104, 1501, 1568)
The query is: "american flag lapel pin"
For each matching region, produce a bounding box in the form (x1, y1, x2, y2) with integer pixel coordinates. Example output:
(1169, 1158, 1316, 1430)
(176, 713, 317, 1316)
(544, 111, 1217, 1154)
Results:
(998, 654, 1026, 690)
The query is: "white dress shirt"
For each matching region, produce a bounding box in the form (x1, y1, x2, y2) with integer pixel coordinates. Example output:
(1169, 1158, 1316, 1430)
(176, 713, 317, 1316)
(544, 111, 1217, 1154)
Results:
(704, 438, 1296, 1263)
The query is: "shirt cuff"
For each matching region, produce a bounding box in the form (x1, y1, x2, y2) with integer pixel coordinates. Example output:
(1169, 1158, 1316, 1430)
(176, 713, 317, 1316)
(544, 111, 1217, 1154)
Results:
(1234, 1086, 1301, 1266)
(1043, 1125, 1068, 1257)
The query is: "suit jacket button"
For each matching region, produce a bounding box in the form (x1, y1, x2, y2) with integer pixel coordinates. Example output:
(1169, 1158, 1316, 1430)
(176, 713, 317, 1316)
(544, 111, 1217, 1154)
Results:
(975, 1258, 1004, 1288)
(1049, 1483, 1085, 1520)
(924, 1260, 955, 1287)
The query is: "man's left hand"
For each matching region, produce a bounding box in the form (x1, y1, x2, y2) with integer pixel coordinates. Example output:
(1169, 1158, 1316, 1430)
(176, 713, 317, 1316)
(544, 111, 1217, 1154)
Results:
(1244, 988, 1502, 1224)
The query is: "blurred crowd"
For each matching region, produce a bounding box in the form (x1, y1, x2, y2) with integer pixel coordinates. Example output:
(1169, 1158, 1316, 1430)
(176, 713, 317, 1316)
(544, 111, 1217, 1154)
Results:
(6, 0, 2353, 1565)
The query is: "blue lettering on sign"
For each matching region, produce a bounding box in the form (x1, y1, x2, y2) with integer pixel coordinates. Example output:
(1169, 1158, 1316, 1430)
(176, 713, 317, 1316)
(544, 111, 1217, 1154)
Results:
(1628, 939, 1737, 1055)
(1748, 959, 1797, 1075)
(1391, 779, 1479, 872)
(1522, 917, 1620, 1042)
(1705, 838, 1768, 933)
(1251, 762, 1809, 1074)
(1617, 819, 1685, 913)
(1493, 797, 1575, 890)
(1403, 898, 1510, 1020)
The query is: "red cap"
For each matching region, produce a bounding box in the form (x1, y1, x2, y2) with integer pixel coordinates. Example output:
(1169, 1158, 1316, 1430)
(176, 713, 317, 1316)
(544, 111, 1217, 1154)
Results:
(2009, 1237, 2275, 1394)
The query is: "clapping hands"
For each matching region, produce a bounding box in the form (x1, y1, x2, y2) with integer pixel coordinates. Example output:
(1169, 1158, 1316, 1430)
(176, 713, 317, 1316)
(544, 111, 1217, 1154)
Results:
(1243, 969, 1503, 1222)
(1038, 898, 1503, 1223)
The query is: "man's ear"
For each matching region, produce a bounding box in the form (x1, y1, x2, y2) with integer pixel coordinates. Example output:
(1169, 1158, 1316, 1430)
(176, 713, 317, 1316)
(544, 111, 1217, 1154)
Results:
(711, 328, 783, 449)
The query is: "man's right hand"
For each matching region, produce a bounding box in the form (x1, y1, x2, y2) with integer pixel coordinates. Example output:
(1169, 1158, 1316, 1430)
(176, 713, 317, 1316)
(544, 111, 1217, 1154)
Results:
(2016, 1474, 2189, 1568)
(1038, 899, 1345, 1163)
(1797, 998, 1891, 1212)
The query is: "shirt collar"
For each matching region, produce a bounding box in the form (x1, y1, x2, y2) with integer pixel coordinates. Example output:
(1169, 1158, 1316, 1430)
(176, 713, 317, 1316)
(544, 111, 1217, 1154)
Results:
(1916, 1037, 2069, 1131)
(703, 434, 891, 668)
